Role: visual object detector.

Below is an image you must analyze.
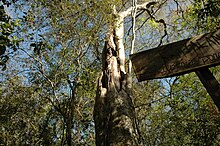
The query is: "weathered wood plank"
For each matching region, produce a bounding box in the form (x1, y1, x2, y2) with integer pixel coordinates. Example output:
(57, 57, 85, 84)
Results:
(130, 29, 220, 81)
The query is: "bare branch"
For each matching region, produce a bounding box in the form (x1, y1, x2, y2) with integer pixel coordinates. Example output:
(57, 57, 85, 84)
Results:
(119, 1, 158, 18)
(145, 9, 168, 46)
(173, 0, 185, 19)
(129, 0, 137, 74)
(136, 4, 162, 31)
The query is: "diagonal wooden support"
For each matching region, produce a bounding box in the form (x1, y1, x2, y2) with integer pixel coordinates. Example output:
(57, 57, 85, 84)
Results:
(195, 68, 220, 112)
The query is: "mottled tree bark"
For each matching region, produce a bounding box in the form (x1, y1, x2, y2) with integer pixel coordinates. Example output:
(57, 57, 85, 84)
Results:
(93, 2, 157, 145)
(94, 29, 136, 145)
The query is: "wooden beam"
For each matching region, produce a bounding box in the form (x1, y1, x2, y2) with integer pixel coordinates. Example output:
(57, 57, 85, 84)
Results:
(196, 68, 220, 112)
(130, 29, 220, 81)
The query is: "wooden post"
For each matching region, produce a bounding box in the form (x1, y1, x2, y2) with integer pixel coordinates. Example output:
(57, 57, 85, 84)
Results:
(195, 68, 220, 112)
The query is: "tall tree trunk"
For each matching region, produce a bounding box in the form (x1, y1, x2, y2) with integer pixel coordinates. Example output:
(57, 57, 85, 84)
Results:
(93, 2, 157, 145)
(94, 17, 136, 146)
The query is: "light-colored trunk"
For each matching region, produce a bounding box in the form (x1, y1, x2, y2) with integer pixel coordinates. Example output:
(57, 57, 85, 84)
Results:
(94, 2, 157, 145)
(94, 15, 136, 145)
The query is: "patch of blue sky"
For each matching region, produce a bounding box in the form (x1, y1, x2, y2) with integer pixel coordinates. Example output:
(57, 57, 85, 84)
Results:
(1, 2, 56, 85)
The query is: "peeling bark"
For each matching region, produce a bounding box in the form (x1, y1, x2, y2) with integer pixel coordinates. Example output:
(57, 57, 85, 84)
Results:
(94, 26, 136, 145)
(94, 2, 157, 145)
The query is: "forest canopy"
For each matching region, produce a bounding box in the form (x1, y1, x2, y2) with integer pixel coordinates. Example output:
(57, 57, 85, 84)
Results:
(0, 0, 220, 145)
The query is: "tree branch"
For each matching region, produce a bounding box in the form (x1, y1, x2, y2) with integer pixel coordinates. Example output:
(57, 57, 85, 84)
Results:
(145, 9, 168, 46)
(119, 1, 158, 18)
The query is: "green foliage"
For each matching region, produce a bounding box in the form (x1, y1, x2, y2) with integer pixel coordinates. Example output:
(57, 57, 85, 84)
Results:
(0, 4, 21, 71)
(1, 0, 220, 145)
(134, 73, 220, 145)
(0, 77, 49, 145)
(185, 0, 220, 32)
